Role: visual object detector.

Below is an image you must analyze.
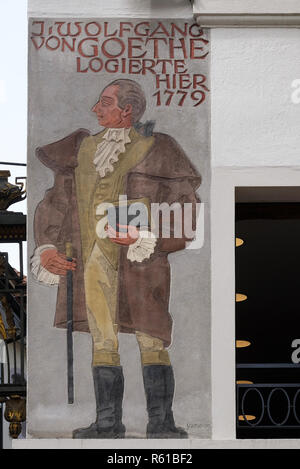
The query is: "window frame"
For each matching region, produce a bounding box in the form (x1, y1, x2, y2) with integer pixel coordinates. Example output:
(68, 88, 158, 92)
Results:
(193, 0, 300, 27)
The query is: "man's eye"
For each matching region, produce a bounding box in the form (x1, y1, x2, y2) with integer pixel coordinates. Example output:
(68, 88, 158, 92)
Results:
(101, 97, 114, 106)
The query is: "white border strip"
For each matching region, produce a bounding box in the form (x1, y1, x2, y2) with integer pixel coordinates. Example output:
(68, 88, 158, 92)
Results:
(13, 437, 300, 449)
(193, 0, 300, 14)
(195, 14, 300, 28)
(193, 0, 300, 27)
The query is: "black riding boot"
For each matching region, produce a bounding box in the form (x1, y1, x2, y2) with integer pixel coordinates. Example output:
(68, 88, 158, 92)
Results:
(163, 365, 188, 438)
(142, 365, 188, 439)
(73, 366, 126, 439)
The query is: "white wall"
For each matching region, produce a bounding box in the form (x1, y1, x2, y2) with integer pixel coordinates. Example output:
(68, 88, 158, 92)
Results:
(211, 28, 300, 167)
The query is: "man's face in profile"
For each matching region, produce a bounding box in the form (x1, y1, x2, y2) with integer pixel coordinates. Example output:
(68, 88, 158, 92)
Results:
(92, 85, 125, 129)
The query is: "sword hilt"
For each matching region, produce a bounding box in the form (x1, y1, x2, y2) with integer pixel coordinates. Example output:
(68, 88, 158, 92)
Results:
(66, 242, 73, 260)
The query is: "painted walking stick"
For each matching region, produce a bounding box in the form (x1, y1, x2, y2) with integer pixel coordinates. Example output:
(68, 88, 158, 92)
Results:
(66, 242, 74, 405)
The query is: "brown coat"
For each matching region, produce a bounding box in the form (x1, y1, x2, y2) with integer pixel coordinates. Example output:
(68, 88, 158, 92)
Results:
(34, 128, 201, 346)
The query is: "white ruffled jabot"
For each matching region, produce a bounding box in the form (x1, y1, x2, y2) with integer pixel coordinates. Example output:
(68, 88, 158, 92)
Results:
(93, 127, 131, 177)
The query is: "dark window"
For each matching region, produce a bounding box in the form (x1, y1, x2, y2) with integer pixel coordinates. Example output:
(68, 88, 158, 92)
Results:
(236, 201, 300, 439)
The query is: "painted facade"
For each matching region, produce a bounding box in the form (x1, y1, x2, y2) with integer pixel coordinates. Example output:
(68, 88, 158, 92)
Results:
(27, 17, 211, 439)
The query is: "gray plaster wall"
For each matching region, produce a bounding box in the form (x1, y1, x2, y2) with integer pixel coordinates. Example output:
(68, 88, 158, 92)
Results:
(27, 16, 211, 438)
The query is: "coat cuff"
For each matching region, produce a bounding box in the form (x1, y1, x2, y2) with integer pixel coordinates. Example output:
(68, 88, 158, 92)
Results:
(127, 230, 157, 263)
(30, 244, 60, 285)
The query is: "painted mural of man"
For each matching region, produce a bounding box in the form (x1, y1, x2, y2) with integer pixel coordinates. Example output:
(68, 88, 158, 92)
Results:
(31, 79, 201, 439)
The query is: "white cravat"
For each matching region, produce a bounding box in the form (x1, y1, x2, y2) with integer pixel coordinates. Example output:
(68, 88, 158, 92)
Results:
(93, 127, 131, 177)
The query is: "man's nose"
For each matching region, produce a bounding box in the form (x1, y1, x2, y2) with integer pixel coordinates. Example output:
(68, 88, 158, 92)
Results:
(92, 102, 99, 112)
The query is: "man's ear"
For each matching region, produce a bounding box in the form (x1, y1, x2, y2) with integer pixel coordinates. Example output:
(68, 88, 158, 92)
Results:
(122, 104, 132, 118)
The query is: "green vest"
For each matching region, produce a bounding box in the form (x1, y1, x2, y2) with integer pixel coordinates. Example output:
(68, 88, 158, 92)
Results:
(75, 127, 154, 269)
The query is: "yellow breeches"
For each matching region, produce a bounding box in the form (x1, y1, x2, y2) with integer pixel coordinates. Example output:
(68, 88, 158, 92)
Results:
(84, 243, 170, 367)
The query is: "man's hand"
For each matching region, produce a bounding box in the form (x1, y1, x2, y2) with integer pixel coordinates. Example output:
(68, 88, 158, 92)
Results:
(106, 224, 139, 246)
(40, 249, 77, 276)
